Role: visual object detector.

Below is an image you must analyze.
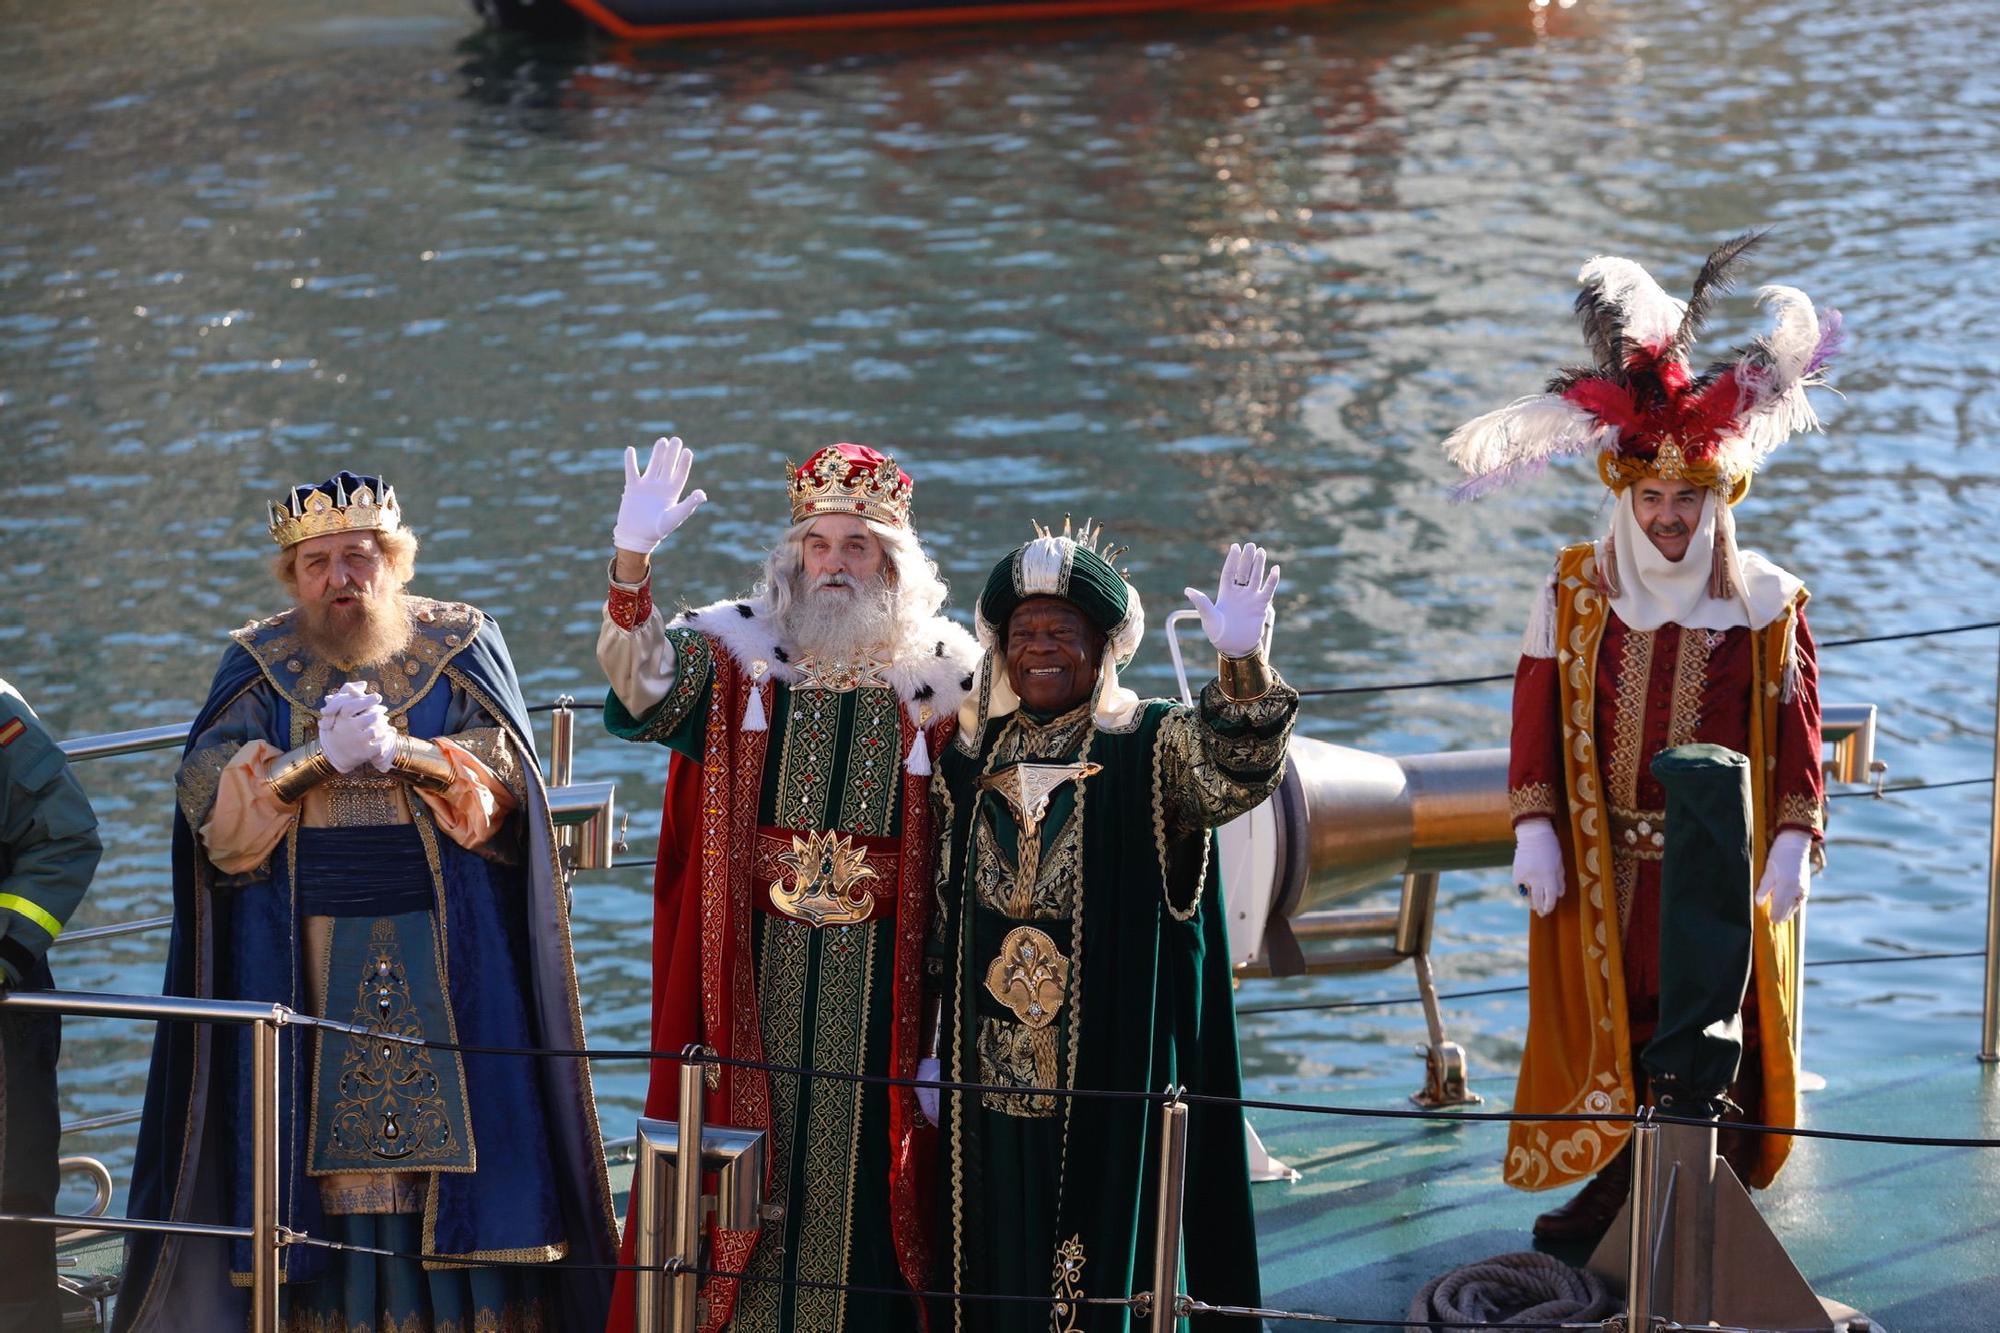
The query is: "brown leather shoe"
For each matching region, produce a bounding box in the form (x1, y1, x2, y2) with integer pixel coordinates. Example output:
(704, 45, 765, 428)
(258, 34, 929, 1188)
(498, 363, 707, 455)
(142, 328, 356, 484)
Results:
(1532, 1148, 1632, 1242)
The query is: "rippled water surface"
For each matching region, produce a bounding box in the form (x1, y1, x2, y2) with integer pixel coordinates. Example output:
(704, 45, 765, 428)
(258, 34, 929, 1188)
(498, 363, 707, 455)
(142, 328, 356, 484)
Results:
(5, 0, 1998, 1213)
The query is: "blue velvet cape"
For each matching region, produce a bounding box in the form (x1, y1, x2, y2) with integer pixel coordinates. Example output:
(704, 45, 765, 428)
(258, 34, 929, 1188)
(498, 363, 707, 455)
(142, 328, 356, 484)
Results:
(115, 606, 616, 1333)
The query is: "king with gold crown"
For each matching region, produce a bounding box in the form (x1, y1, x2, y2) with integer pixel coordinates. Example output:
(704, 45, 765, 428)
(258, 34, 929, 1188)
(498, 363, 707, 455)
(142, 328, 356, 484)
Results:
(596, 439, 979, 1332)
(118, 471, 617, 1333)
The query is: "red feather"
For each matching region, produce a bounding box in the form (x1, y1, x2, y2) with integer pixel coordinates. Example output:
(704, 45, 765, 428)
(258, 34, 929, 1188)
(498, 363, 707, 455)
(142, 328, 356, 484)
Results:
(1560, 377, 1639, 432)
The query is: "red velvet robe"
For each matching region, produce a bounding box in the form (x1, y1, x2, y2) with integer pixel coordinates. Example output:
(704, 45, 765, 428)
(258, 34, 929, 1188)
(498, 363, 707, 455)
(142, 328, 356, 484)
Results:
(1505, 542, 1823, 1190)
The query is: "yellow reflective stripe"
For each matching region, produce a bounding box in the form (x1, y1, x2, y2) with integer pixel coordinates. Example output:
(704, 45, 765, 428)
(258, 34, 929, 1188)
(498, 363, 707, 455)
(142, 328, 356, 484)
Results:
(0, 892, 62, 939)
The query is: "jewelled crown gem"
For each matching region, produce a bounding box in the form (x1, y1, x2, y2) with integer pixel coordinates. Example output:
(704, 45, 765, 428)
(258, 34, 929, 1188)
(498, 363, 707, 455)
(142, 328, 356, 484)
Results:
(267, 473, 404, 549)
(787, 445, 913, 529)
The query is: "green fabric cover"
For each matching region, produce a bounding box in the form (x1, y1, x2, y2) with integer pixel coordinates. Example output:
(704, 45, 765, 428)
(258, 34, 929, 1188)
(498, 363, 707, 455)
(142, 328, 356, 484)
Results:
(1641, 743, 1754, 1110)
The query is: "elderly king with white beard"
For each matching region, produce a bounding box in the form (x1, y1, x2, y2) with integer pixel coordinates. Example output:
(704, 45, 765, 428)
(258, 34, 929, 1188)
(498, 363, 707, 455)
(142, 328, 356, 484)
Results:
(597, 439, 979, 1333)
(119, 472, 617, 1333)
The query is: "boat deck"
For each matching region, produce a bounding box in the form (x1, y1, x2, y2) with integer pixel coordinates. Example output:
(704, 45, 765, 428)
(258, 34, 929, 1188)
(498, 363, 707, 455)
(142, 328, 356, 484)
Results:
(1246, 1050, 2000, 1330)
(51, 1048, 1997, 1330)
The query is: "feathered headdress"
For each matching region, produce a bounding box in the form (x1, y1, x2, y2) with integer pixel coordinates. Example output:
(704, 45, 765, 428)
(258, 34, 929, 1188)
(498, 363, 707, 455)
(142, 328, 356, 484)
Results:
(1443, 231, 1844, 505)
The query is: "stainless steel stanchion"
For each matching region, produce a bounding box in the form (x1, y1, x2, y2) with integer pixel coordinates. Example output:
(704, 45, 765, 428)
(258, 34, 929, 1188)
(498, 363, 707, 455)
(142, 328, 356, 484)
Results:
(251, 1014, 282, 1333)
(672, 1047, 708, 1333)
(1146, 1090, 1190, 1330)
(1983, 634, 2000, 1062)
(1623, 1119, 1658, 1333)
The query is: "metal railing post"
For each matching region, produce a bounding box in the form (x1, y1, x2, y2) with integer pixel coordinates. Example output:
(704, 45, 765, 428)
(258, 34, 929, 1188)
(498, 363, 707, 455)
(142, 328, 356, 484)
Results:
(1146, 1090, 1190, 1329)
(549, 695, 576, 789)
(1983, 632, 2000, 1062)
(672, 1048, 707, 1333)
(1624, 1119, 1659, 1333)
(251, 1013, 282, 1333)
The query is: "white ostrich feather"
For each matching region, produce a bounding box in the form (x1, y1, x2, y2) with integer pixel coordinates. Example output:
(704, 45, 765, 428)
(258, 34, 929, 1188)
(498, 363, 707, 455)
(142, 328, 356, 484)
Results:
(1442, 393, 1620, 487)
(1755, 284, 1821, 383)
(1579, 256, 1688, 358)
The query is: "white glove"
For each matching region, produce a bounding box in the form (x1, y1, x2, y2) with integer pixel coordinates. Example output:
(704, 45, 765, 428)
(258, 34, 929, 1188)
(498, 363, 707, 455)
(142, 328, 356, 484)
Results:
(320, 706, 392, 774)
(1185, 542, 1280, 659)
(319, 681, 381, 721)
(1513, 818, 1566, 917)
(915, 1056, 941, 1126)
(613, 436, 707, 557)
(1756, 828, 1813, 924)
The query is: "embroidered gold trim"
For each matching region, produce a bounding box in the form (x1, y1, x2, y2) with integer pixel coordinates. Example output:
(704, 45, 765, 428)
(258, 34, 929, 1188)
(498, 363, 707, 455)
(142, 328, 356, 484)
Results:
(977, 1015, 1059, 1118)
(775, 686, 841, 832)
(834, 685, 901, 838)
(1668, 627, 1716, 750)
(1607, 626, 1656, 814)
(1052, 1235, 1087, 1333)
(1609, 806, 1669, 864)
(1776, 792, 1825, 835)
(176, 743, 235, 830)
(444, 725, 522, 803)
(1509, 782, 1560, 820)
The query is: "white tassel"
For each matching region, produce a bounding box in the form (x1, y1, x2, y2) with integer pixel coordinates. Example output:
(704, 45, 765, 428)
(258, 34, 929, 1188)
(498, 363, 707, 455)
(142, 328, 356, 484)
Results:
(904, 718, 931, 776)
(742, 660, 769, 732)
(1521, 573, 1558, 660)
(1779, 610, 1802, 704)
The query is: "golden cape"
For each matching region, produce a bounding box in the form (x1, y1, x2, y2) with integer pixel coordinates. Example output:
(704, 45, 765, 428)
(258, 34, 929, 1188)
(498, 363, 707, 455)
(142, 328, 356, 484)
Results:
(1505, 542, 1804, 1192)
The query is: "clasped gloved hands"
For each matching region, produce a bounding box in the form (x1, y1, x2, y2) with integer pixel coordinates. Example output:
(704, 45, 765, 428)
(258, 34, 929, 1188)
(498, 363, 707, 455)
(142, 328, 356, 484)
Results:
(319, 682, 397, 774)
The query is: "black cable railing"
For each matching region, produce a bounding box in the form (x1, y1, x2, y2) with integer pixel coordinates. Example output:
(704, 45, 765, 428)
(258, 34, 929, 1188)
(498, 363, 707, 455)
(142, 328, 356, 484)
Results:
(509, 616, 2000, 711)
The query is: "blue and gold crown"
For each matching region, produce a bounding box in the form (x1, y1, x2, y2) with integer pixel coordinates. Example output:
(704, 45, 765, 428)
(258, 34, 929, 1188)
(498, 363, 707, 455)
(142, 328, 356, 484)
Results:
(267, 471, 403, 549)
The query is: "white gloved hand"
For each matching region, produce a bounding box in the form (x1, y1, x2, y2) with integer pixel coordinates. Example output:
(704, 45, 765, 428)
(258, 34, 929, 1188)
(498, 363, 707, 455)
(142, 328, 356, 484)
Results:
(1756, 828, 1814, 924)
(915, 1056, 941, 1126)
(319, 681, 381, 721)
(613, 436, 708, 557)
(320, 705, 388, 774)
(1513, 817, 1566, 917)
(1185, 542, 1280, 659)
(359, 707, 400, 774)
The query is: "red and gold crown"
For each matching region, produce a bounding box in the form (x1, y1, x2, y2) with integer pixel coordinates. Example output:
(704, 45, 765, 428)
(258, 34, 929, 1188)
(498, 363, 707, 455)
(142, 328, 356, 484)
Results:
(787, 444, 913, 529)
(267, 471, 403, 549)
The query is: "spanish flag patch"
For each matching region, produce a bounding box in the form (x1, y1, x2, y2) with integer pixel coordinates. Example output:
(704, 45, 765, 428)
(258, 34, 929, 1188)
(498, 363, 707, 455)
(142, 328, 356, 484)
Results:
(0, 718, 25, 747)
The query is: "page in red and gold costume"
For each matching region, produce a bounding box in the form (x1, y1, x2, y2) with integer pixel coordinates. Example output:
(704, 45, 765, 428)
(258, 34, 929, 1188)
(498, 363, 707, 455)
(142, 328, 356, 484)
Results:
(1505, 542, 1823, 1192)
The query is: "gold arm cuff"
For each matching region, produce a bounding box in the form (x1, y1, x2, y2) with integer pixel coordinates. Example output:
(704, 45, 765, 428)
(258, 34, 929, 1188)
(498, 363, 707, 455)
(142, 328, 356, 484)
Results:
(1215, 651, 1274, 704)
(389, 736, 457, 794)
(266, 741, 336, 805)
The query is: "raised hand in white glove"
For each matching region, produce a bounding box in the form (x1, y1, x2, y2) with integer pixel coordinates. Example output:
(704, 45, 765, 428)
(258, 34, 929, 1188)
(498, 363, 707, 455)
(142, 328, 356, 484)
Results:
(613, 436, 707, 557)
(1185, 542, 1280, 659)
(1756, 828, 1814, 924)
(1513, 817, 1566, 917)
(915, 1056, 941, 1126)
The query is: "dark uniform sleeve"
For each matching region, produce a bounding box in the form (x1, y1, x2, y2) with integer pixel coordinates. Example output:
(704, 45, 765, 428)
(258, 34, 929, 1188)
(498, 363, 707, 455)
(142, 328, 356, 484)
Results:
(1154, 673, 1300, 837)
(0, 685, 102, 988)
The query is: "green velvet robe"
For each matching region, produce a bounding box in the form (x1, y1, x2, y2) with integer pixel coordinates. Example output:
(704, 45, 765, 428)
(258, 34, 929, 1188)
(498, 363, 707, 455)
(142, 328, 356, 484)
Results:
(931, 677, 1297, 1333)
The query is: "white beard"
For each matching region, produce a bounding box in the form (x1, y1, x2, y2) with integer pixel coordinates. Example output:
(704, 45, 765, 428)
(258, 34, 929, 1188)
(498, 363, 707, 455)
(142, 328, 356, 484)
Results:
(779, 572, 900, 661)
